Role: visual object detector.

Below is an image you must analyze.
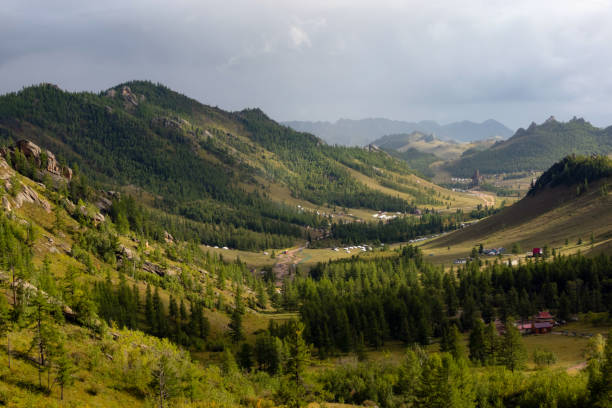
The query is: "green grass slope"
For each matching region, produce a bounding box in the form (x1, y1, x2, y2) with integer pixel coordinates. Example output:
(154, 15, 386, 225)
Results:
(0, 81, 470, 250)
(446, 117, 612, 177)
(422, 156, 612, 262)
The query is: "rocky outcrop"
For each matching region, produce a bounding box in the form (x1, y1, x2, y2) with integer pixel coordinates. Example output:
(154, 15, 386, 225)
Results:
(117, 244, 137, 261)
(0, 272, 76, 319)
(2, 196, 11, 212)
(14, 184, 51, 212)
(0, 157, 14, 180)
(78, 205, 105, 224)
(106, 86, 145, 109)
(93, 212, 105, 223)
(1, 140, 73, 181)
(152, 116, 190, 130)
(164, 231, 174, 244)
(95, 196, 113, 212)
(142, 261, 165, 277)
(62, 198, 76, 213)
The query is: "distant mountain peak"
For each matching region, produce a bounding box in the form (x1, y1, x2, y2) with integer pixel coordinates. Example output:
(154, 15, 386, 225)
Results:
(283, 117, 513, 146)
(446, 116, 612, 177)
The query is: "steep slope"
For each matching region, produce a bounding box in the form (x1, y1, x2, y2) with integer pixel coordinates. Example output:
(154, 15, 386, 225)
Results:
(0, 81, 474, 249)
(284, 117, 513, 145)
(0, 145, 295, 406)
(422, 155, 612, 262)
(446, 117, 612, 177)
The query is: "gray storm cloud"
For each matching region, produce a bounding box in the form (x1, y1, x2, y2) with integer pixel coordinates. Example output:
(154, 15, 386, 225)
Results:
(2, 0, 612, 130)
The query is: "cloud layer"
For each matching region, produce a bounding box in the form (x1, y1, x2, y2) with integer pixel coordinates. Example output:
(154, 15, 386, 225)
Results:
(2, 0, 612, 129)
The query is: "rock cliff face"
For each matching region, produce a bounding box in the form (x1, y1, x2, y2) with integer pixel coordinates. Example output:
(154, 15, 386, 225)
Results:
(14, 184, 51, 212)
(106, 86, 145, 109)
(0, 157, 52, 213)
(1, 139, 73, 180)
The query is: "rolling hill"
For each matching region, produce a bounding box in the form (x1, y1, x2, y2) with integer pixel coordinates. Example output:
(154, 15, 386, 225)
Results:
(284, 117, 513, 146)
(0, 81, 482, 250)
(421, 155, 612, 263)
(372, 131, 500, 160)
(445, 116, 612, 177)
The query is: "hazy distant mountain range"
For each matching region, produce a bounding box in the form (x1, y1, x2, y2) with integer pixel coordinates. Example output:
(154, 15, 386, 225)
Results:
(283, 118, 514, 146)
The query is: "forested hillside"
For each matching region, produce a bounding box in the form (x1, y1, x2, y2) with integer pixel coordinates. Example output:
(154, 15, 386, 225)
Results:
(529, 154, 612, 195)
(1, 146, 612, 407)
(0, 82, 465, 250)
(446, 117, 612, 177)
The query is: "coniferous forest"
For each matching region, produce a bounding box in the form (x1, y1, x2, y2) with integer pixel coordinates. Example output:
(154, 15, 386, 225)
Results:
(0, 80, 612, 407)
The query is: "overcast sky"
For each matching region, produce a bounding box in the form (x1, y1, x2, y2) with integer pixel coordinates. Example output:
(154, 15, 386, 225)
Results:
(2, 0, 612, 129)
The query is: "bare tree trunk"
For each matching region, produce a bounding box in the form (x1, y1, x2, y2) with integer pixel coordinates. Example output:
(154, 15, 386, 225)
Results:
(61, 384, 64, 400)
(7, 334, 10, 370)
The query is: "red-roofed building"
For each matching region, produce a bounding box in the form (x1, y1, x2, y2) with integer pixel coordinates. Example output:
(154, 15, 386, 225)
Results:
(535, 311, 554, 323)
(514, 311, 557, 335)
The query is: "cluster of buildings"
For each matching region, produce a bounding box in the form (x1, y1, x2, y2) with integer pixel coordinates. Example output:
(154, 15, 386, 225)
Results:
(482, 247, 505, 256)
(495, 311, 556, 335)
(372, 211, 399, 221)
(515, 311, 556, 334)
(333, 245, 372, 254)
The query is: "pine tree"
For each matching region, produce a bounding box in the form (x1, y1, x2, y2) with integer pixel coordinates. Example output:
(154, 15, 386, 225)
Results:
(468, 320, 486, 365)
(484, 322, 499, 365)
(460, 295, 477, 331)
(255, 334, 283, 374)
(152, 287, 167, 337)
(29, 291, 62, 388)
(151, 351, 181, 408)
(228, 287, 245, 342)
(416, 353, 475, 408)
(593, 329, 612, 405)
(284, 320, 310, 385)
(168, 294, 178, 340)
(237, 343, 254, 372)
(188, 302, 210, 341)
(441, 324, 464, 361)
(55, 347, 75, 400)
(501, 317, 527, 372)
(145, 284, 154, 330)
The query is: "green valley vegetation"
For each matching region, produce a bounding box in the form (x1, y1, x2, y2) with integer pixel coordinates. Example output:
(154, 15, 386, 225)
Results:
(2, 85, 612, 407)
(2, 182, 612, 406)
(0, 82, 450, 250)
(446, 116, 612, 177)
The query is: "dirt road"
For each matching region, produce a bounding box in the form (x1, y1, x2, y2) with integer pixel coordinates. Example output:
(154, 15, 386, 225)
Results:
(470, 190, 495, 207)
(272, 247, 305, 283)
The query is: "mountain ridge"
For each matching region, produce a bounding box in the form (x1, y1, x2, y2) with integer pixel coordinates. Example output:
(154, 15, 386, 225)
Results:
(284, 117, 513, 145)
(0, 81, 478, 250)
(445, 116, 612, 177)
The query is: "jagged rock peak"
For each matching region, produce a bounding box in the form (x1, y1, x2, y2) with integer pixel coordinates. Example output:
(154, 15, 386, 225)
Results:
(544, 115, 557, 124)
(105, 86, 145, 108)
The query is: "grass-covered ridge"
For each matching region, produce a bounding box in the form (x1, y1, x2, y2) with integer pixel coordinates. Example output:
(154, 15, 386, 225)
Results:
(446, 117, 612, 176)
(0, 81, 474, 250)
(529, 154, 612, 195)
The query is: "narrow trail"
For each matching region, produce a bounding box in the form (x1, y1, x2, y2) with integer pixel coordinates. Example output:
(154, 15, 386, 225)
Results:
(272, 246, 305, 283)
